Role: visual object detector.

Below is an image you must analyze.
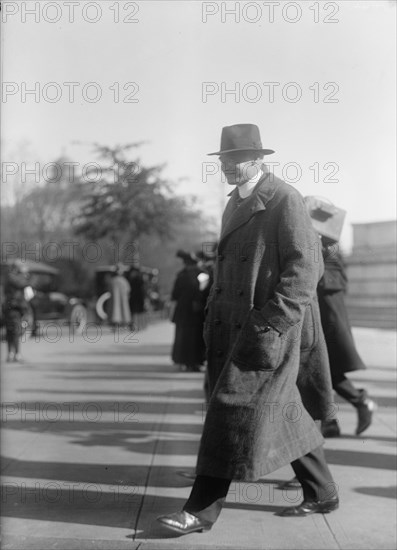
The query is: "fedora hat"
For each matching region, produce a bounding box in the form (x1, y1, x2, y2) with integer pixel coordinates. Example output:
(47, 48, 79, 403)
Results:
(208, 124, 274, 156)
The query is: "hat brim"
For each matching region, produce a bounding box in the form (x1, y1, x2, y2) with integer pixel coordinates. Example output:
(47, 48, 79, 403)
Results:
(207, 147, 275, 156)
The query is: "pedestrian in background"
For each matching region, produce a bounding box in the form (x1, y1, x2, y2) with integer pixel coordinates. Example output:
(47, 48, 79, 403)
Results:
(196, 246, 217, 403)
(158, 123, 337, 536)
(126, 265, 146, 331)
(3, 260, 30, 362)
(170, 250, 206, 372)
(109, 263, 131, 329)
(318, 238, 376, 436)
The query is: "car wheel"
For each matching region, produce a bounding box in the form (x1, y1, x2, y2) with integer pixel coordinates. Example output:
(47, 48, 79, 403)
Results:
(96, 292, 111, 321)
(69, 304, 87, 333)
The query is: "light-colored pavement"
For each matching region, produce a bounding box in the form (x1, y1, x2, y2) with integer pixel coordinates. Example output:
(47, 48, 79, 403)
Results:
(1, 321, 396, 550)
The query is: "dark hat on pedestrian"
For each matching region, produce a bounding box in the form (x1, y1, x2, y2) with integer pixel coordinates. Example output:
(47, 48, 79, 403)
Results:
(176, 249, 198, 265)
(195, 250, 210, 262)
(304, 196, 346, 243)
(196, 246, 217, 261)
(208, 124, 275, 156)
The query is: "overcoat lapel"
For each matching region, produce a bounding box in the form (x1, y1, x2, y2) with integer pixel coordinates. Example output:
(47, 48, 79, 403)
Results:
(219, 170, 277, 245)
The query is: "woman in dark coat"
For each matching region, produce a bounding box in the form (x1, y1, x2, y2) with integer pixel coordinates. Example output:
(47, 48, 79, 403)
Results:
(3, 261, 30, 362)
(126, 266, 146, 330)
(281, 239, 377, 490)
(318, 239, 376, 436)
(171, 250, 206, 372)
(127, 267, 146, 314)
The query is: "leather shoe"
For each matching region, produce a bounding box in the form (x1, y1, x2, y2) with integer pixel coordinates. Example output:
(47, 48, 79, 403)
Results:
(321, 419, 341, 438)
(356, 398, 376, 435)
(278, 497, 339, 516)
(157, 511, 212, 535)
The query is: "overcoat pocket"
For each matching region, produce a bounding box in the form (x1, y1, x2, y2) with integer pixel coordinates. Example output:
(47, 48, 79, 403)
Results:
(232, 308, 282, 371)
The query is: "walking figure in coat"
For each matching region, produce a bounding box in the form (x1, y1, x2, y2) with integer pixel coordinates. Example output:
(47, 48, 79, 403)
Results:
(317, 238, 376, 436)
(3, 260, 30, 362)
(170, 250, 206, 372)
(158, 124, 339, 535)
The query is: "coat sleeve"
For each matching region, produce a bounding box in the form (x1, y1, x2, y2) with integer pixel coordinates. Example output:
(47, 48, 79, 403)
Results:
(260, 191, 323, 334)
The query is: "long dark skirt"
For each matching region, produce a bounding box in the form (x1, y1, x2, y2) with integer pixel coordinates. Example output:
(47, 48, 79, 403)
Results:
(172, 320, 205, 367)
(318, 290, 365, 377)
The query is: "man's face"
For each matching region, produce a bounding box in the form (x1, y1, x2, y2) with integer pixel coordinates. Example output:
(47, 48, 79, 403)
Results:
(219, 151, 263, 186)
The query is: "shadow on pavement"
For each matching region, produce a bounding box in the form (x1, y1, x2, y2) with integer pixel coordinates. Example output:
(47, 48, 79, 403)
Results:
(354, 485, 397, 499)
(1, 458, 197, 488)
(2, 398, 206, 417)
(17, 388, 206, 399)
(1, 482, 140, 529)
(325, 448, 396, 471)
(84, 345, 172, 356)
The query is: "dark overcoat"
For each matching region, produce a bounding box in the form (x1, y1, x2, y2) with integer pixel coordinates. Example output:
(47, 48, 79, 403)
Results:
(196, 169, 333, 481)
(3, 271, 29, 339)
(317, 247, 366, 378)
(127, 268, 146, 314)
(171, 265, 206, 366)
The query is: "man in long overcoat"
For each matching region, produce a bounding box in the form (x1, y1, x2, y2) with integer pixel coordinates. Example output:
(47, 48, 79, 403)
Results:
(158, 124, 338, 535)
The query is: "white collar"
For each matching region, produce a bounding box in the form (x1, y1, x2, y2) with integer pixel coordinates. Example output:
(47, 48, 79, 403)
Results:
(237, 169, 263, 199)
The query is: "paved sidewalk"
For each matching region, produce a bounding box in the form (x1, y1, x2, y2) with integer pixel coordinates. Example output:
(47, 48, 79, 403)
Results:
(1, 321, 396, 549)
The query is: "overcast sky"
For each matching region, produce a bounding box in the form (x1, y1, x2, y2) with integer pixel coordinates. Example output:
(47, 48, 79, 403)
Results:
(2, 0, 396, 251)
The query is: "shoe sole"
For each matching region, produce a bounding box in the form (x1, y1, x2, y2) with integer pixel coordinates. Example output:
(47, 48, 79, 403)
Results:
(278, 501, 339, 517)
(313, 500, 340, 514)
(320, 504, 339, 513)
(322, 431, 341, 438)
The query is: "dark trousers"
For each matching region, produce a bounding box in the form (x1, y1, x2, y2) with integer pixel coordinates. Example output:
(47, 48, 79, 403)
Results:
(184, 445, 336, 523)
(290, 445, 336, 502)
(332, 373, 365, 407)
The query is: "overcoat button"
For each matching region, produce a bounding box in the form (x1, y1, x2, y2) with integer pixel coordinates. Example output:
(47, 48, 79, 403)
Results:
(238, 289, 244, 296)
(218, 254, 224, 261)
(240, 256, 247, 262)
(235, 322, 242, 329)
(214, 319, 221, 325)
(216, 349, 223, 357)
(214, 287, 222, 293)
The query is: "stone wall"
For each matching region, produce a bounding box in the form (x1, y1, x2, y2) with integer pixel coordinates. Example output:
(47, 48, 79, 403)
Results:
(345, 220, 397, 329)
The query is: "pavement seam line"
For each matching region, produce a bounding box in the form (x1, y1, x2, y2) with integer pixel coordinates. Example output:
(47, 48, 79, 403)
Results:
(323, 514, 343, 550)
(132, 400, 167, 540)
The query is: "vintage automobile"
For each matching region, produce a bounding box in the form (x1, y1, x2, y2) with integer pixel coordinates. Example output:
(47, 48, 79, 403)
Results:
(0, 259, 87, 334)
